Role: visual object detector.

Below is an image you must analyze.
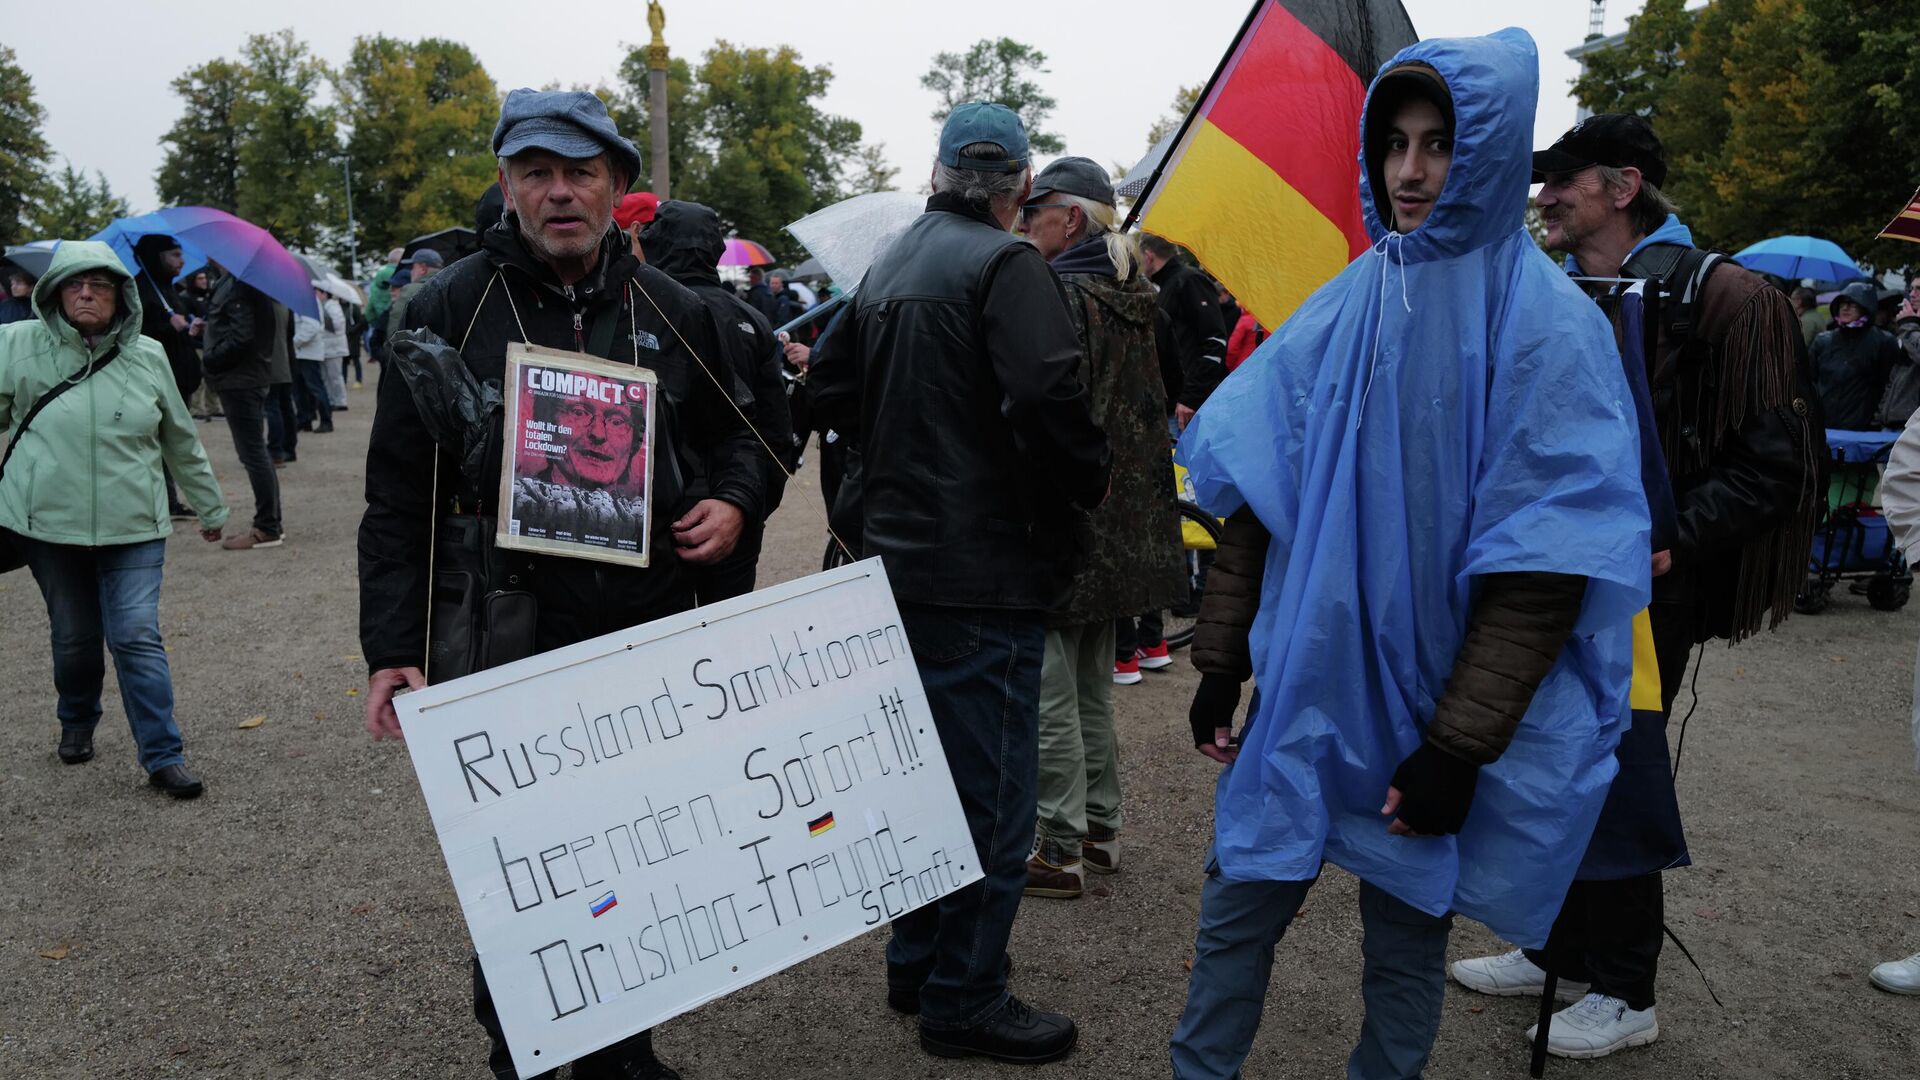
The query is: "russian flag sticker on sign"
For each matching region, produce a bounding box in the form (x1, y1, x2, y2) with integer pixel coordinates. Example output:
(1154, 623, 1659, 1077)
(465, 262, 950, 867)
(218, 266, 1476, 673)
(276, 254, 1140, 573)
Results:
(589, 891, 617, 918)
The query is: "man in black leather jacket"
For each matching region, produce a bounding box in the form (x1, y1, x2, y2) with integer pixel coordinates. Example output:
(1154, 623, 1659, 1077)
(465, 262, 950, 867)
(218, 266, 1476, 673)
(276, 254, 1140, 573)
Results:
(812, 102, 1109, 1067)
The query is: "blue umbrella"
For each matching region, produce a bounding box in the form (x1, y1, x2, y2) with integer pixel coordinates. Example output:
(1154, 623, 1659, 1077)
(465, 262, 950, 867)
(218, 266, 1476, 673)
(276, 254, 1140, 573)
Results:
(92, 207, 319, 317)
(1730, 235, 1864, 284)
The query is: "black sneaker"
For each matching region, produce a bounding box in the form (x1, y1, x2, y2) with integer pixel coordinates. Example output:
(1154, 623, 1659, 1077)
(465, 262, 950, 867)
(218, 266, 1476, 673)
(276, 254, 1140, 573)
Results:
(919, 995, 1077, 1064)
(148, 763, 205, 799)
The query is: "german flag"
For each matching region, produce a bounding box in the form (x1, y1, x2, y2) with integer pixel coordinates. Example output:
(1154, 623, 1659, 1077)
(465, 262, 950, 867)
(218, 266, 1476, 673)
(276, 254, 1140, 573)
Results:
(1879, 187, 1920, 245)
(1129, 0, 1417, 330)
(808, 811, 836, 837)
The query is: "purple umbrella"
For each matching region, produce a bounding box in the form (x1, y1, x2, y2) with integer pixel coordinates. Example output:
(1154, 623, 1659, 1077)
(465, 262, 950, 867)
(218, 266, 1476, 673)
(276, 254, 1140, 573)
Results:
(717, 237, 777, 267)
(92, 207, 319, 317)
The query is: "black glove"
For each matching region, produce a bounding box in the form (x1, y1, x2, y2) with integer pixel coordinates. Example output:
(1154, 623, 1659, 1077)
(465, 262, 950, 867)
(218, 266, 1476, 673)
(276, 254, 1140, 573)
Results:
(1189, 673, 1242, 748)
(1386, 741, 1481, 835)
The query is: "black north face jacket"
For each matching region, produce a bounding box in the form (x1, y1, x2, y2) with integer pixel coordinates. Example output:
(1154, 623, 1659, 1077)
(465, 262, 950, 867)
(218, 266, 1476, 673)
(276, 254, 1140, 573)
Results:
(358, 218, 764, 673)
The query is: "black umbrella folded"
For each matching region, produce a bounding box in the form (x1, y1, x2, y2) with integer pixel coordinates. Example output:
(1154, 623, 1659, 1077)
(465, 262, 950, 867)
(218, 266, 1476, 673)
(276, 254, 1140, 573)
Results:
(387, 328, 502, 493)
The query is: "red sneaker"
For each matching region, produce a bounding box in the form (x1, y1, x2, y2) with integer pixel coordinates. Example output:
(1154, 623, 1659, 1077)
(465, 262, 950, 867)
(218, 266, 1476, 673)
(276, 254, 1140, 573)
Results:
(1137, 641, 1174, 670)
(1113, 657, 1142, 685)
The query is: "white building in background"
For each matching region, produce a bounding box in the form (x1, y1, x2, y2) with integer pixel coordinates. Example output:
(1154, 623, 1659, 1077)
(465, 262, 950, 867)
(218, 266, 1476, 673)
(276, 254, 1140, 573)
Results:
(1566, 29, 1629, 122)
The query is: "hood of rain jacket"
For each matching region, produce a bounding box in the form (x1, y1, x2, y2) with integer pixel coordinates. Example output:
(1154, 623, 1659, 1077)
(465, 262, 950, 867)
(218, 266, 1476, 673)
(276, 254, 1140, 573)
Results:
(1175, 28, 1651, 949)
(0, 241, 228, 543)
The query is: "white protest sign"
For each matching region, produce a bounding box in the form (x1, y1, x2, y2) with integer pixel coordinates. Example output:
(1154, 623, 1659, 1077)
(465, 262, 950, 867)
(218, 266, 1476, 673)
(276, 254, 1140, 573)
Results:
(397, 559, 981, 1077)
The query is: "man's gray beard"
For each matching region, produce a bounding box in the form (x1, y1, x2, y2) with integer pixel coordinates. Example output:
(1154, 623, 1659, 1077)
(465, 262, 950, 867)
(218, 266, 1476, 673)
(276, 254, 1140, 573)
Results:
(518, 219, 607, 266)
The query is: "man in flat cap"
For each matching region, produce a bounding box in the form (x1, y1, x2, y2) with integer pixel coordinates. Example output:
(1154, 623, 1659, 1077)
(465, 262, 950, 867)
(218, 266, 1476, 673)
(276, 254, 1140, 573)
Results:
(360, 87, 765, 1080)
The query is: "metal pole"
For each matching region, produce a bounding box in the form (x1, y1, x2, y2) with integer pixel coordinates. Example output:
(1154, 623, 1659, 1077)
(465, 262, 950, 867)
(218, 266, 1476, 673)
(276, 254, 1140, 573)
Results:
(341, 158, 359, 281)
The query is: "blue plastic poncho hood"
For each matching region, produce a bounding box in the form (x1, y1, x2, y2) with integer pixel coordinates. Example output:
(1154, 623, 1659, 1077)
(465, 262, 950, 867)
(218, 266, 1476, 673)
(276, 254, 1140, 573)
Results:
(1177, 28, 1652, 948)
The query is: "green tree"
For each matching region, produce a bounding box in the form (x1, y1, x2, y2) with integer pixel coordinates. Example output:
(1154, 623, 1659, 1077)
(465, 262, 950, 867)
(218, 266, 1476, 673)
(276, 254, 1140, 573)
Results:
(233, 31, 339, 252)
(612, 42, 862, 261)
(30, 162, 132, 240)
(1799, 0, 1920, 269)
(850, 143, 899, 194)
(921, 39, 1064, 154)
(335, 36, 500, 257)
(0, 45, 53, 245)
(1569, 0, 1694, 122)
(1145, 84, 1203, 148)
(694, 42, 863, 259)
(156, 59, 247, 213)
(1568, 0, 1920, 268)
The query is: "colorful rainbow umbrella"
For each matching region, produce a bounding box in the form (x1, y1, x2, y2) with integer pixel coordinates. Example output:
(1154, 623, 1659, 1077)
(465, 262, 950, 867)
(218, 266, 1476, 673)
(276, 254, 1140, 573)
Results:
(718, 237, 776, 267)
(93, 207, 319, 317)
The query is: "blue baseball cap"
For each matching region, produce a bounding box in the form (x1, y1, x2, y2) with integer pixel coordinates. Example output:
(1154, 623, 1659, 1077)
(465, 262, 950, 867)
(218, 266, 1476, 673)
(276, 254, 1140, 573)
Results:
(938, 103, 1030, 172)
(493, 88, 643, 189)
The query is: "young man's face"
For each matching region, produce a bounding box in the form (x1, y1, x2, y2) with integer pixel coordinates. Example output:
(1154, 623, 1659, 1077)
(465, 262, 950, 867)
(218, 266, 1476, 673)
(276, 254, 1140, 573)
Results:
(1383, 98, 1452, 233)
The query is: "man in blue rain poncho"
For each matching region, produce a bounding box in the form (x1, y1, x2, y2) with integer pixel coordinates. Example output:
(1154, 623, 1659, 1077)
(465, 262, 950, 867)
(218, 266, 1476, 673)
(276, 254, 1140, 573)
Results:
(1166, 30, 1652, 1080)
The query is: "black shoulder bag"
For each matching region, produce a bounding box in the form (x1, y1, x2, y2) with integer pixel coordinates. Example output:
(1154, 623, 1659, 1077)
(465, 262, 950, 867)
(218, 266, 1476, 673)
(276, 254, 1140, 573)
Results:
(0, 345, 122, 574)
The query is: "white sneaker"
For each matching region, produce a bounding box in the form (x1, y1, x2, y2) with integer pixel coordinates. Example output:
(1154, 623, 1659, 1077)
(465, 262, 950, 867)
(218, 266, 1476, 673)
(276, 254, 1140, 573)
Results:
(1450, 949, 1589, 1002)
(1870, 952, 1920, 994)
(1525, 993, 1658, 1059)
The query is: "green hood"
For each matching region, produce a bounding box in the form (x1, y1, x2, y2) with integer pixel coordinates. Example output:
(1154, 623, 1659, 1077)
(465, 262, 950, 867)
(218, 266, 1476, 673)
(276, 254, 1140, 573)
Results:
(30, 240, 144, 354)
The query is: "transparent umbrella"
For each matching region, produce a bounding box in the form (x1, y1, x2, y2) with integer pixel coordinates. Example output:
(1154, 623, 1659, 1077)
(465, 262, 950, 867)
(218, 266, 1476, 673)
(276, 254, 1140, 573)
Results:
(784, 191, 925, 291)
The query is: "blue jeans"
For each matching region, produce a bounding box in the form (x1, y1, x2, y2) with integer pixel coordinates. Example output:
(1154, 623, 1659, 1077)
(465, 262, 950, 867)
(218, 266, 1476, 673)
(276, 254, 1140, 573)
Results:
(294, 360, 332, 429)
(1170, 856, 1454, 1080)
(22, 537, 185, 772)
(886, 601, 1044, 1029)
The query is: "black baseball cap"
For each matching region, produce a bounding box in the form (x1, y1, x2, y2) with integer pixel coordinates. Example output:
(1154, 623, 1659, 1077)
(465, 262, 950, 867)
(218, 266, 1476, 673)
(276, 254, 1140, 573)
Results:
(1028, 156, 1115, 207)
(1532, 113, 1667, 188)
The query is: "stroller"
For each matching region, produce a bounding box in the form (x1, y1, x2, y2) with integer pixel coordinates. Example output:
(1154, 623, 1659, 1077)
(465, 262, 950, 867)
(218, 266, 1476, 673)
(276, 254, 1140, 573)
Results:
(1797, 428, 1912, 614)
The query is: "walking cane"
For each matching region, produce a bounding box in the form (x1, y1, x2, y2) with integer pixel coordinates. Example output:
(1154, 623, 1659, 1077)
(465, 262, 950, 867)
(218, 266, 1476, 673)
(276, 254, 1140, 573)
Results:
(1529, 969, 1556, 1078)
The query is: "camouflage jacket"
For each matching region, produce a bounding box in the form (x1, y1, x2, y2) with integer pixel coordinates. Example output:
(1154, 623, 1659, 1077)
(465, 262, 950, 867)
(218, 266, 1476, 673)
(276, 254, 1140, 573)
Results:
(1048, 239, 1188, 628)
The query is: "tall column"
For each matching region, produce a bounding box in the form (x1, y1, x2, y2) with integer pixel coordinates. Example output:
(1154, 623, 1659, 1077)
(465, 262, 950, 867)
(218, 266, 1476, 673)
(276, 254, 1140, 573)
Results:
(647, 2, 671, 199)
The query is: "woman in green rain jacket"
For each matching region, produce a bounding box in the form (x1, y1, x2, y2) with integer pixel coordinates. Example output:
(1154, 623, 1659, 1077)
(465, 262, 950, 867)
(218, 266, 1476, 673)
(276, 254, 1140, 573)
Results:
(0, 240, 228, 797)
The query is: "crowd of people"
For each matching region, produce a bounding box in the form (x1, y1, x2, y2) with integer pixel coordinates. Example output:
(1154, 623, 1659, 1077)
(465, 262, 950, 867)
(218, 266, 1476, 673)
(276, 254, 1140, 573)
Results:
(5, 23, 1920, 1080)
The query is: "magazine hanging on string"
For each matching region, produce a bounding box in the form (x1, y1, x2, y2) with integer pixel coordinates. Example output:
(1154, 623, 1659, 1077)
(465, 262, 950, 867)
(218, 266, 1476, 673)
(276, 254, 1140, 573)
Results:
(497, 342, 657, 568)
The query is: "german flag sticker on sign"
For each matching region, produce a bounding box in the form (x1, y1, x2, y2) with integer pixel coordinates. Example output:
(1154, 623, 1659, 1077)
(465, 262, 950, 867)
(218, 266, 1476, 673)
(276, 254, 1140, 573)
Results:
(808, 812, 836, 838)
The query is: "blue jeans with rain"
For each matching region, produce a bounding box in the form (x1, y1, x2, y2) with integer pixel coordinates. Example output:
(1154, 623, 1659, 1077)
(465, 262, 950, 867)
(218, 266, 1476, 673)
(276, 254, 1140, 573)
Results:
(22, 537, 185, 772)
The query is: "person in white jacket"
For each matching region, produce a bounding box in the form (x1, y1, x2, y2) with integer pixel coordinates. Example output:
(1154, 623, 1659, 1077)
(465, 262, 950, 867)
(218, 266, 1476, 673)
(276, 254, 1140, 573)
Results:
(290, 288, 336, 433)
(1870, 407, 1920, 994)
(318, 294, 351, 409)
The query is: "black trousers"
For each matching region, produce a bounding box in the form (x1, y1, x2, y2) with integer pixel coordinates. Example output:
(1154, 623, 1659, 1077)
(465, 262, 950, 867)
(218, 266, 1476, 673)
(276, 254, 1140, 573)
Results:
(1523, 599, 1696, 1012)
(1524, 875, 1665, 1010)
(474, 957, 654, 1080)
(1114, 611, 1165, 660)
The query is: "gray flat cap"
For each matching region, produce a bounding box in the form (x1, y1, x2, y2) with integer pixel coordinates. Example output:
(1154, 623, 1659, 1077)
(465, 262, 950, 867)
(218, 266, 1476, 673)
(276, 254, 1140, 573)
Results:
(492, 88, 642, 189)
(1028, 156, 1115, 206)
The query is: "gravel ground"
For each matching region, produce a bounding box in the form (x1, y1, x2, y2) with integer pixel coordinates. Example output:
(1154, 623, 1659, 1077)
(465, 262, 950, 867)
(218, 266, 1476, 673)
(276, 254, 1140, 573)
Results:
(4, 386, 1919, 1079)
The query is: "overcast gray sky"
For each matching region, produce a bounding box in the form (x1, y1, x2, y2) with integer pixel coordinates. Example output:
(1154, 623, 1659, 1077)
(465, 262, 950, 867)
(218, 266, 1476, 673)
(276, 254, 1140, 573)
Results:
(12, 1, 1635, 217)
